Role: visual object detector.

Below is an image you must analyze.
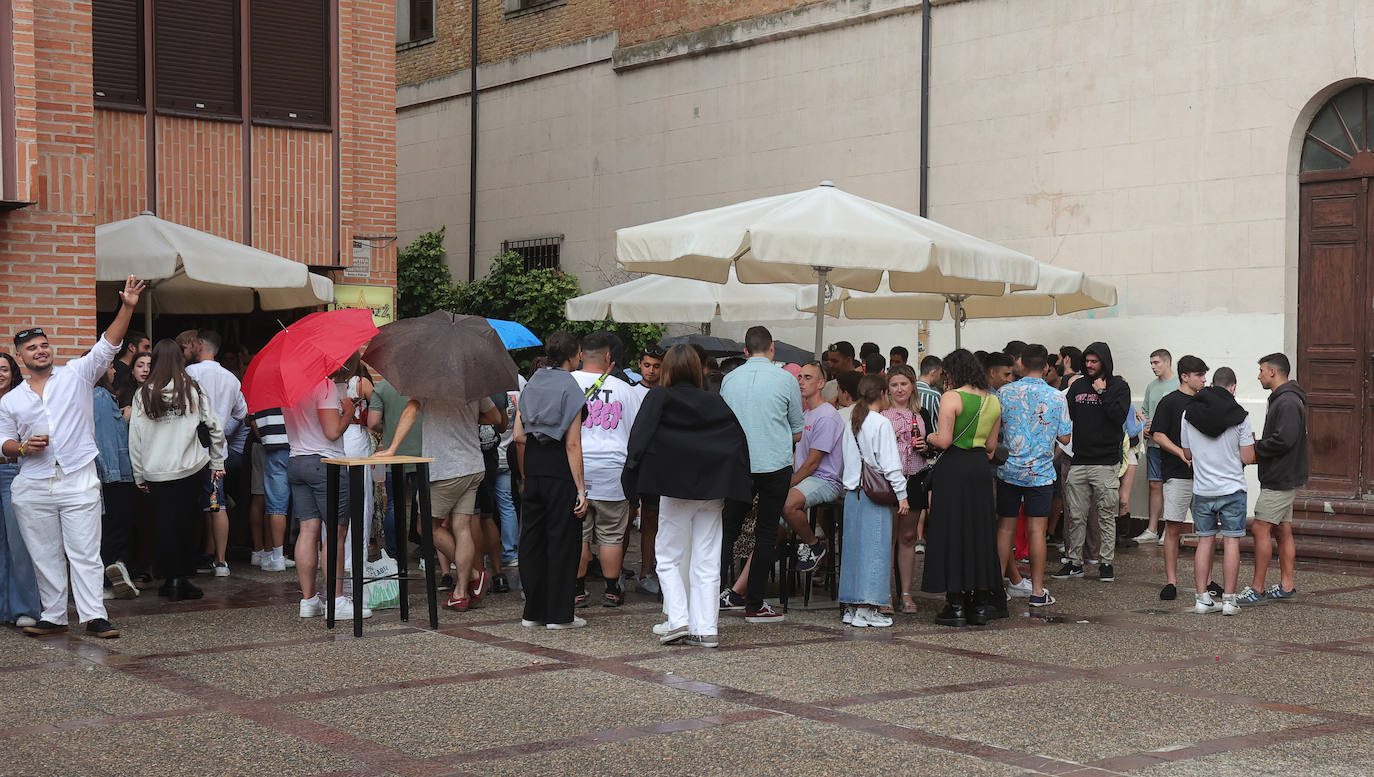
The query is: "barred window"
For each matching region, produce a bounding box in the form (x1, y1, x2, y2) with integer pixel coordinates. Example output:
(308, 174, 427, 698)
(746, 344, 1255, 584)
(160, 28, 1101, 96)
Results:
(502, 236, 563, 272)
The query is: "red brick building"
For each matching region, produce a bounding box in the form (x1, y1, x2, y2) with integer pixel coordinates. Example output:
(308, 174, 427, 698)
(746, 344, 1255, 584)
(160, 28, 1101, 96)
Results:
(1, 0, 397, 350)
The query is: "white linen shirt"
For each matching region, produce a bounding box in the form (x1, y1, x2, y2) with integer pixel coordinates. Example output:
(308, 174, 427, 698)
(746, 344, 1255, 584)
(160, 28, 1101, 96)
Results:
(841, 410, 908, 500)
(186, 360, 248, 458)
(0, 336, 120, 480)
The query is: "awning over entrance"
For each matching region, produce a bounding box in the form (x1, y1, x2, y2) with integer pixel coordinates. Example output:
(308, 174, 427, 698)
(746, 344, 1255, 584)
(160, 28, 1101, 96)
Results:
(95, 213, 333, 321)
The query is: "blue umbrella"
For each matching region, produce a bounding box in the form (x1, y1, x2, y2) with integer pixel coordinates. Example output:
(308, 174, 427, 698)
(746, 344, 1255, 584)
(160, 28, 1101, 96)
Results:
(484, 318, 542, 350)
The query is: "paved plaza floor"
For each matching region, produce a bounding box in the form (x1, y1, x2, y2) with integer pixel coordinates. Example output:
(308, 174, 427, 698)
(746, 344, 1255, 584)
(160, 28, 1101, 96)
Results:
(3, 542, 1373, 777)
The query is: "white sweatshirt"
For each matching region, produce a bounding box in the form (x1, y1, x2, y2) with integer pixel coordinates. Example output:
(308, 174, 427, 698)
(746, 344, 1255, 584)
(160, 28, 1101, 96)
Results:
(129, 382, 225, 484)
(842, 410, 909, 500)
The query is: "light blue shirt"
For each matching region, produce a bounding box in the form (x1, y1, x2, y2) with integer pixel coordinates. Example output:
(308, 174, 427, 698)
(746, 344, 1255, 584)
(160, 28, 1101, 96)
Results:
(721, 356, 804, 474)
(996, 377, 1071, 487)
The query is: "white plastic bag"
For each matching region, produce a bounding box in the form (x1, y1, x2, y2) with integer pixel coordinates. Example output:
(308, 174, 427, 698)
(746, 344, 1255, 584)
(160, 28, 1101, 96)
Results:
(362, 551, 400, 610)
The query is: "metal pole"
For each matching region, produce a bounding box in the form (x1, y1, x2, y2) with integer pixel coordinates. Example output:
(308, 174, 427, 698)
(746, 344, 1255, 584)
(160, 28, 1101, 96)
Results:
(468, 0, 479, 282)
(812, 268, 829, 359)
(952, 295, 964, 350)
(144, 288, 153, 340)
(919, 0, 931, 219)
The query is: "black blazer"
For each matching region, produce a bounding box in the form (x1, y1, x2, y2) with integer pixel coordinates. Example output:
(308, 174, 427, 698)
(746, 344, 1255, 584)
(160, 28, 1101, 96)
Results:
(621, 384, 752, 504)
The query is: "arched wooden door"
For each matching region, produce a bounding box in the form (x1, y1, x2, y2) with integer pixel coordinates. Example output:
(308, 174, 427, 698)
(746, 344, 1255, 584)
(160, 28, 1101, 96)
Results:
(1298, 83, 1374, 497)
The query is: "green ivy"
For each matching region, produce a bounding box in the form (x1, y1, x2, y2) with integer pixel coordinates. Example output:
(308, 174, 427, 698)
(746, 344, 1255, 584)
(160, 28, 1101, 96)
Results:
(395, 232, 663, 369)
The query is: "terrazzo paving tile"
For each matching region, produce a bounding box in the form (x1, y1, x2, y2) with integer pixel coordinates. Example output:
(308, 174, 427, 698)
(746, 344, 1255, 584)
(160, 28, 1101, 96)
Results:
(1108, 599, 1374, 645)
(284, 667, 747, 757)
(1139, 649, 1374, 716)
(0, 663, 197, 726)
(1132, 731, 1374, 777)
(850, 677, 1324, 764)
(6, 711, 359, 777)
(105, 604, 408, 656)
(904, 619, 1229, 671)
(153, 630, 550, 699)
(0, 630, 75, 667)
(468, 609, 814, 658)
(629, 638, 1028, 703)
(467, 715, 1023, 777)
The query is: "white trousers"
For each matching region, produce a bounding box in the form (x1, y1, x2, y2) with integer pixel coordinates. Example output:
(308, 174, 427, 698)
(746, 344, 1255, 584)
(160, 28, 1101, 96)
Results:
(656, 497, 723, 636)
(10, 462, 107, 625)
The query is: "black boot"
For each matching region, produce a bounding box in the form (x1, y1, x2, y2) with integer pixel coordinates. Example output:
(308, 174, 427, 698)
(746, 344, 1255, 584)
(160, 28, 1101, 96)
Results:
(158, 578, 174, 597)
(935, 592, 967, 627)
(168, 577, 204, 602)
(966, 590, 989, 626)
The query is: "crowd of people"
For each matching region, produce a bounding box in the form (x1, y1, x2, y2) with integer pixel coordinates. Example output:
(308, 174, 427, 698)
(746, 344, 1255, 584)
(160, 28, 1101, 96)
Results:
(0, 287, 1311, 645)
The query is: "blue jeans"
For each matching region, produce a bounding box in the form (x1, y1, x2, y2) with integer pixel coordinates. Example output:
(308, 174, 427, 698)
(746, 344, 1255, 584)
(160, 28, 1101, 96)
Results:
(0, 462, 41, 622)
(493, 468, 518, 563)
(1192, 490, 1246, 538)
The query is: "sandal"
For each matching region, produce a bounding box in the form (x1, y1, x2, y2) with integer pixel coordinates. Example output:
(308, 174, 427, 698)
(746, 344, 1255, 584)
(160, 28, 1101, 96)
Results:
(900, 593, 918, 614)
(603, 590, 623, 607)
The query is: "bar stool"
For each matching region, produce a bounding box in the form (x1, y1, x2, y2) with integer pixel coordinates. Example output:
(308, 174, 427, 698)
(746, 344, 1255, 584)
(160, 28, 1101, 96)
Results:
(323, 455, 439, 637)
(779, 497, 844, 612)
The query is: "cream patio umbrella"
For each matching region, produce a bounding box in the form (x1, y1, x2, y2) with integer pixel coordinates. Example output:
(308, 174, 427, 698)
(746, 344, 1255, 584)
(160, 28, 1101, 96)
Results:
(615, 182, 1039, 357)
(797, 263, 1117, 348)
(565, 265, 844, 324)
(95, 212, 334, 335)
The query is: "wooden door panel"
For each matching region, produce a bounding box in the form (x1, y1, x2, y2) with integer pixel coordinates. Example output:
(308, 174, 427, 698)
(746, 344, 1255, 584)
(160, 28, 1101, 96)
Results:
(1298, 178, 1366, 497)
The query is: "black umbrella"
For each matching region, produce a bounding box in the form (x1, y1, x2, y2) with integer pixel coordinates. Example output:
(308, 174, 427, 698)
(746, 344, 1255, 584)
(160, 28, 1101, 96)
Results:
(770, 341, 817, 365)
(362, 311, 519, 400)
(659, 334, 744, 358)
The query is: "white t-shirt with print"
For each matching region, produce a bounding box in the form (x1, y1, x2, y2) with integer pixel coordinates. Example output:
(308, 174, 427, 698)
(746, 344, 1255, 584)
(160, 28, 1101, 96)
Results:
(1180, 413, 1254, 497)
(571, 370, 642, 501)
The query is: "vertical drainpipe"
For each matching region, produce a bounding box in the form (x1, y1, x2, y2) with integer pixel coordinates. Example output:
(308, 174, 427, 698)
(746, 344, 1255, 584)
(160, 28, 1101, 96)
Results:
(919, 0, 930, 218)
(331, 0, 341, 269)
(468, 0, 479, 282)
(241, 0, 252, 243)
(143, 0, 156, 214)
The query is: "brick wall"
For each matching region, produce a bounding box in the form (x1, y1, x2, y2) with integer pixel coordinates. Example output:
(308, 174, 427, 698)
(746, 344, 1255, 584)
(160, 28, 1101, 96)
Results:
(614, 0, 827, 46)
(0, 0, 97, 350)
(94, 109, 145, 225)
(340, 0, 398, 285)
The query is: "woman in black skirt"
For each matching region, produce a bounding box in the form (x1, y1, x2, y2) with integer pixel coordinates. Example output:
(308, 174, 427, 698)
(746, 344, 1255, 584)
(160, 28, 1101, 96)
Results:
(921, 349, 1004, 627)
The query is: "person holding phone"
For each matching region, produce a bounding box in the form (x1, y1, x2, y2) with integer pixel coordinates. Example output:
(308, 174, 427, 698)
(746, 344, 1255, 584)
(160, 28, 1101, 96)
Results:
(0, 276, 145, 638)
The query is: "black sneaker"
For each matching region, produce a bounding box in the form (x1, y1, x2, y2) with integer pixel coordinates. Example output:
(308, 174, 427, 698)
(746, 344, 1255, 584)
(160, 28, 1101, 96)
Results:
(85, 618, 120, 639)
(1206, 581, 1224, 598)
(719, 589, 745, 611)
(1052, 563, 1084, 579)
(22, 620, 68, 636)
(1160, 583, 1178, 600)
(796, 540, 827, 573)
(1098, 564, 1115, 582)
(195, 554, 215, 575)
(492, 573, 511, 594)
(438, 574, 456, 592)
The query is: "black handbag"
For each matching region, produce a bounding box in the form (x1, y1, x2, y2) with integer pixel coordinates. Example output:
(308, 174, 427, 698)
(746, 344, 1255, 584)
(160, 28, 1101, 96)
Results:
(196, 421, 213, 449)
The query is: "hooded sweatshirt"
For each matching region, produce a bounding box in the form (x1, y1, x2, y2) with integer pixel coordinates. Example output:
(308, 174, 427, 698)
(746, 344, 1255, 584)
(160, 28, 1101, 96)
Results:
(1064, 342, 1131, 465)
(1255, 381, 1309, 490)
(1184, 386, 1248, 438)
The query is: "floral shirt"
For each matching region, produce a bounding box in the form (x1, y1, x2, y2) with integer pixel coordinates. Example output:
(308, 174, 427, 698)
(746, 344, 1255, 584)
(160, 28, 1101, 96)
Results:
(996, 377, 1071, 487)
(880, 407, 928, 476)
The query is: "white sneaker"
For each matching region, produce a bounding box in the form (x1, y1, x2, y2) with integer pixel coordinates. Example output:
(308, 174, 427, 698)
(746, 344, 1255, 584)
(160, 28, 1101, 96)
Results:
(841, 606, 855, 625)
(15, 615, 37, 628)
(261, 557, 286, 572)
(1132, 529, 1159, 543)
(1006, 578, 1034, 598)
(250, 550, 265, 567)
(659, 624, 689, 644)
(106, 561, 138, 599)
(1222, 596, 1241, 616)
(283, 557, 296, 568)
(299, 596, 325, 618)
(520, 619, 544, 628)
(652, 621, 674, 635)
(334, 596, 372, 619)
(1156, 534, 1166, 546)
(852, 606, 893, 628)
(213, 562, 230, 577)
(547, 617, 587, 630)
(1193, 595, 1222, 614)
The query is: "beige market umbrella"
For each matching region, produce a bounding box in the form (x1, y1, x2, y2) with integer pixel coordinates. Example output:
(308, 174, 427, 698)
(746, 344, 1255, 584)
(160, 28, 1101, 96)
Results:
(616, 181, 1039, 356)
(565, 266, 843, 324)
(95, 212, 333, 335)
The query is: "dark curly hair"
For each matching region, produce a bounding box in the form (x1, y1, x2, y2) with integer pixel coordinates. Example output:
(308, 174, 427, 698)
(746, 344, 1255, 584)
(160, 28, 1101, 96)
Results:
(940, 348, 989, 391)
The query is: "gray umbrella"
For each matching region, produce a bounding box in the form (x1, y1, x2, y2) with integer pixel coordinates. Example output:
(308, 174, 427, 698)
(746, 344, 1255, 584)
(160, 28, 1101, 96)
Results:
(362, 311, 519, 400)
(659, 334, 744, 357)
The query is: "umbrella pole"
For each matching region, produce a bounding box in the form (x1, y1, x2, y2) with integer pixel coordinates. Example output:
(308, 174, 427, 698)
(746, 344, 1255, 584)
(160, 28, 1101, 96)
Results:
(812, 267, 829, 359)
(144, 288, 153, 339)
(950, 294, 966, 350)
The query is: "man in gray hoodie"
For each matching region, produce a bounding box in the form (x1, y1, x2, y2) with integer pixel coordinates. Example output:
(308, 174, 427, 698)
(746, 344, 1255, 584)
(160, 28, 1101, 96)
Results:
(1238, 353, 1308, 603)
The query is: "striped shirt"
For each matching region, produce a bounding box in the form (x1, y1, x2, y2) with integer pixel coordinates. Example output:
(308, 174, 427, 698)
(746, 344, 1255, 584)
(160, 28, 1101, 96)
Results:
(251, 408, 289, 451)
(916, 381, 942, 433)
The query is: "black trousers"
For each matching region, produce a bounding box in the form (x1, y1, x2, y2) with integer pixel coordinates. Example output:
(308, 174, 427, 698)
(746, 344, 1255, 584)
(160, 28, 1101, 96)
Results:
(519, 442, 580, 625)
(722, 466, 792, 611)
(149, 469, 205, 580)
(101, 481, 138, 567)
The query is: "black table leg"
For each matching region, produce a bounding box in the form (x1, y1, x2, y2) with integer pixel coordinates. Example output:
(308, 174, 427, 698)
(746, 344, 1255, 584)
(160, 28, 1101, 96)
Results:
(416, 463, 439, 628)
(349, 465, 365, 637)
(392, 464, 410, 623)
(325, 462, 340, 629)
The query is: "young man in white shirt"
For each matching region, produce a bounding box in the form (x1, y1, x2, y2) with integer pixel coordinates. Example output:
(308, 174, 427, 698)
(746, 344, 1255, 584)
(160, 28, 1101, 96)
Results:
(185, 330, 248, 577)
(571, 332, 641, 607)
(0, 276, 144, 638)
(1180, 367, 1254, 616)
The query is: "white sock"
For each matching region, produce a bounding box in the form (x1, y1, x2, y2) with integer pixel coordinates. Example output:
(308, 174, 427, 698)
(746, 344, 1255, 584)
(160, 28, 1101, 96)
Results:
(272, 546, 284, 560)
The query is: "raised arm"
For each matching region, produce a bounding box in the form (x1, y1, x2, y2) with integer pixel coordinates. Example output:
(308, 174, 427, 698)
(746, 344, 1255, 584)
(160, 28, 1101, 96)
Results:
(375, 399, 421, 456)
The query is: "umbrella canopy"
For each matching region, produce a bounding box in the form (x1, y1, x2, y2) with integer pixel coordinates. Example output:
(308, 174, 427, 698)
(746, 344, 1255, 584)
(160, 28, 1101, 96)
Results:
(484, 318, 542, 350)
(242, 308, 379, 414)
(363, 312, 519, 401)
(615, 182, 1039, 355)
(95, 212, 333, 320)
(659, 334, 744, 358)
(770, 341, 818, 365)
(565, 266, 843, 323)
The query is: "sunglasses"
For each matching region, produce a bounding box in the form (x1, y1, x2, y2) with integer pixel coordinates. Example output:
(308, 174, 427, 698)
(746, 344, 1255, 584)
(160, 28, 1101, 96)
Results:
(15, 328, 45, 342)
(642, 346, 666, 359)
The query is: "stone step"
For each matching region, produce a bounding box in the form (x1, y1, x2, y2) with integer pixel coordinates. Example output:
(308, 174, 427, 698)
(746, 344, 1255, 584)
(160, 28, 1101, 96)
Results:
(1290, 518, 1374, 540)
(1182, 533, 1374, 567)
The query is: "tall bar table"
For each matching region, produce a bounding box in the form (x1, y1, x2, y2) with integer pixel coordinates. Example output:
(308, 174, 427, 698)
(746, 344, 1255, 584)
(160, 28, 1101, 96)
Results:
(322, 455, 438, 636)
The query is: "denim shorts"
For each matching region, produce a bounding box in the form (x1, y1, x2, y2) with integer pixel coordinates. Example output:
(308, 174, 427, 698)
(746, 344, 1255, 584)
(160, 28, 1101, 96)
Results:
(794, 475, 843, 509)
(287, 454, 350, 525)
(1146, 446, 1163, 482)
(1191, 490, 1246, 538)
(252, 446, 291, 515)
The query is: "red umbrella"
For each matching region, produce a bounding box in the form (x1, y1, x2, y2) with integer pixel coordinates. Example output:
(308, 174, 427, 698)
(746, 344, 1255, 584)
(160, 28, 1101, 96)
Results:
(243, 308, 379, 413)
